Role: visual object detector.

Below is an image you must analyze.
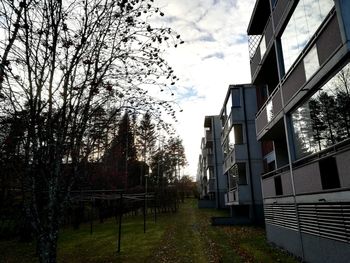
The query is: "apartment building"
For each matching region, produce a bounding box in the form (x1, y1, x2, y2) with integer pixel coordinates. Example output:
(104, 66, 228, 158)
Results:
(247, 0, 350, 261)
(198, 116, 226, 209)
(220, 84, 264, 223)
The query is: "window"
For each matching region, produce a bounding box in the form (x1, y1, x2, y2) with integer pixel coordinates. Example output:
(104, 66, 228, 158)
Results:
(274, 176, 283, 196)
(281, 0, 333, 74)
(319, 157, 340, 190)
(291, 62, 350, 159)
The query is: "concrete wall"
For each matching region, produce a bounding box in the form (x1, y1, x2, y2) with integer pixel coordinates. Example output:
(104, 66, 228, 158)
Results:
(265, 224, 303, 259)
(293, 162, 322, 194)
(266, 223, 350, 263)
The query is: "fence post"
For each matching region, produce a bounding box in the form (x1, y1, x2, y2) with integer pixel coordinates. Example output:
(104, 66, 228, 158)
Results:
(90, 196, 94, 235)
(117, 193, 123, 253)
(143, 193, 146, 233)
(154, 193, 157, 223)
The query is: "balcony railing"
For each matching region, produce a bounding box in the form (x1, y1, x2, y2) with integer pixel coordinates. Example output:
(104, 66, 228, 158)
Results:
(255, 85, 283, 138)
(225, 189, 237, 205)
(205, 130, 213, 145)
(206, 154, 214, 168)
(223, 144, 247, 172)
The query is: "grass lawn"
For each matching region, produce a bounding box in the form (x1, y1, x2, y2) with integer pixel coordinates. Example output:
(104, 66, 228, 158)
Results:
(0, 199, 299, 262)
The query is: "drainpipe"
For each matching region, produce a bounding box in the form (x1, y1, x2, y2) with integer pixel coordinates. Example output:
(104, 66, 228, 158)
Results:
(284, 115, 305, 261)
(212, 117, 221, 209)
(242, 87, 256, 222)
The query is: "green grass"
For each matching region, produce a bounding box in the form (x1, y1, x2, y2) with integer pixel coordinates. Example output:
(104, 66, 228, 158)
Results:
(0, 200, 299, 262)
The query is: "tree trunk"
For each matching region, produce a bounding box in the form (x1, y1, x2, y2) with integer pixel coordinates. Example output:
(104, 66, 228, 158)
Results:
(37, 230, 59, 263)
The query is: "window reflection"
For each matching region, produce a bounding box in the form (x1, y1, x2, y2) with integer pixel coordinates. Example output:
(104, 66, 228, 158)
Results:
(260, 35, 266, 59)
(226, 95, 232, 118)
(304, 45, 319, 80)
(267, 100, 273, 122)
(291, 63, 350, 159)
(281, 0, 333, 74)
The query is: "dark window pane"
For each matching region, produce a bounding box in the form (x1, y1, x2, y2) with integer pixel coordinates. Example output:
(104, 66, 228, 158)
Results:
(274, 176, 283, 195)
(319, 157, 340, 190)
(234, 124, 243, 144)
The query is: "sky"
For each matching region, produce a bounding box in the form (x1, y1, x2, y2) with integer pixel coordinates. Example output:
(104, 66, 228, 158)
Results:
(153, 0, 256, 178)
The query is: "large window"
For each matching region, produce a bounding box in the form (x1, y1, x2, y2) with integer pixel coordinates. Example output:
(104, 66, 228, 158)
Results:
(291, 63, 350, 159)
(281, 0, 333, 74)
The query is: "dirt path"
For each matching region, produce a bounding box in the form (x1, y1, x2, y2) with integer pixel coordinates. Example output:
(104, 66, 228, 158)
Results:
(147, 199, 299, 263)
(147, 199, 240, 263)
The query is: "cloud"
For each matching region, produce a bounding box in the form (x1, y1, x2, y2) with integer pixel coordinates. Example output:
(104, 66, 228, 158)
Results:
(197, 34, 216, 42)
(153, 0, 256, 178)
(202, 52, 225, 60)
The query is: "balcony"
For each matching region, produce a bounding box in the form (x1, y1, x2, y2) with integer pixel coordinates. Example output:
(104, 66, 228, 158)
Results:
(247, 0, 270, 37)
(225, 184, 252, 205)
(292, 140, 350, 195)
(281, 13, 342, 111)
(202, 148, 211, 157)
(249, 16, 274, 82)
(261, 165, 293, 198)
(205, 130, 213, 146)
(225, 189, 238, 205)
(223, 144, 248, 172)
(255, 85, 283, 139)
(205, 154, 214, 168)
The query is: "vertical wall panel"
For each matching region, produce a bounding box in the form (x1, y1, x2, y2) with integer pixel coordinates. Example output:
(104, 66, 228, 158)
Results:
(316, 15, 342, 66)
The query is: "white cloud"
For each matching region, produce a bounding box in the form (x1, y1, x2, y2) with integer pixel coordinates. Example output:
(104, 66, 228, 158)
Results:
(153, 0, 256, 179)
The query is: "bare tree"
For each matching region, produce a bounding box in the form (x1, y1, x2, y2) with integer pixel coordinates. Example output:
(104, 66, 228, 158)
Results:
(0, 0, 183, 261)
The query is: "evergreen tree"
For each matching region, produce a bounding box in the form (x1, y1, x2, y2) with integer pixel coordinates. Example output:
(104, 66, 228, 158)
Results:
(103, 112, 137, 189)
(336, 90, 350, 138)
(149, 136, 187, 188)
(318, 92, 338, 146)
(137, 113, 157, 161)
(309, 98, 327, 152)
